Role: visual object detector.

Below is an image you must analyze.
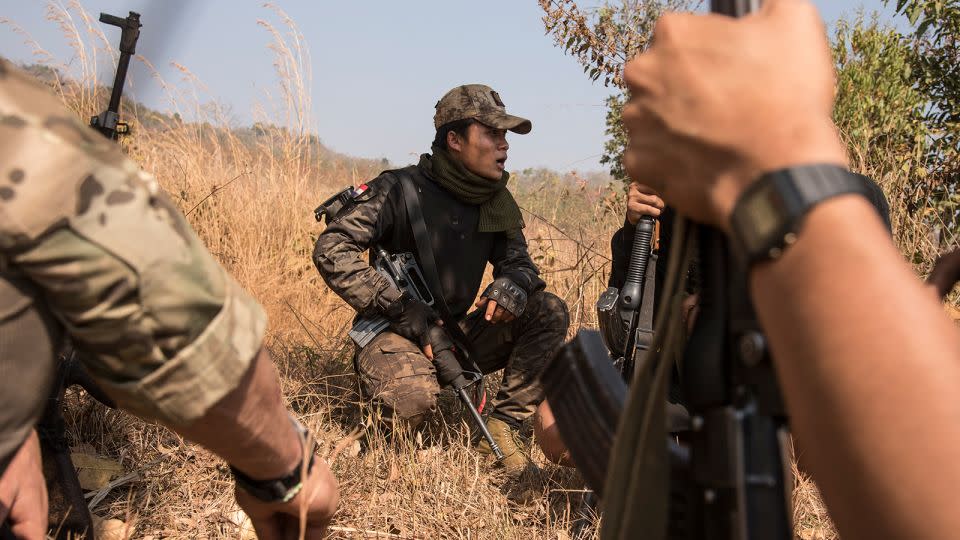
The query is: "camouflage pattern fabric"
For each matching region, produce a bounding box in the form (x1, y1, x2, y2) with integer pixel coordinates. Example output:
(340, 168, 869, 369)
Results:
(313, 179, 404, 316)
(314, 167, 545, 319)
(0, 59, 266, 469)
(356, 291, 570, 427)
(434, 84, 532, 134)
(0, 274, 61, 473)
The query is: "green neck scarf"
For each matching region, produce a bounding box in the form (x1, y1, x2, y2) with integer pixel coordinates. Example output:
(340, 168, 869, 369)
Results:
(418, 144, 524, 234)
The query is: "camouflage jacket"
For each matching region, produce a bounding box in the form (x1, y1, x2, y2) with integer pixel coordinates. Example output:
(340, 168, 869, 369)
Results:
(0, 58, 265, 470)
(313, 164, 545, 319)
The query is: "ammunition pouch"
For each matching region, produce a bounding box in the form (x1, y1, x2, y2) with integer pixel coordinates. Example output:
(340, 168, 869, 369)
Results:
(314, 185, 369, 225)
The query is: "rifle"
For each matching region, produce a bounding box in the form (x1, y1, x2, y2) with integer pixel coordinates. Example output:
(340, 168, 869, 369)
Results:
(597, 215, 658, 381)
(314, 198, 504, 460)
(541, 212, 657, 495)
(366, 247, 504, 460)
(544, 1, 794, 538)
(89, 12, 141, 140)
(29, 12, 142, 540)
(567, 214, 657, 537)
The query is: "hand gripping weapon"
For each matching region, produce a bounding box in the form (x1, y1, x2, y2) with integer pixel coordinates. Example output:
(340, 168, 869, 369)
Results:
(315, 193, 504, 461)
(356, 247, 505, 461)
(543, 2, 794, 539)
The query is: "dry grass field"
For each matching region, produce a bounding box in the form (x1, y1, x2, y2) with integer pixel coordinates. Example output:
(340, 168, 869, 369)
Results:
(5, 2, 955, 539)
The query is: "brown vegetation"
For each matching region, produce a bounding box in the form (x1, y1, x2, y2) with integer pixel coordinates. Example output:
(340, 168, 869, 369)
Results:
(6, 1, 957, 538)
(6, 2, 625, 538)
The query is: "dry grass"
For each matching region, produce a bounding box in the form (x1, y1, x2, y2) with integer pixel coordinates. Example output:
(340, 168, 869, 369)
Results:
(15, 3, 615, 538)
(8, 2, 955, 539)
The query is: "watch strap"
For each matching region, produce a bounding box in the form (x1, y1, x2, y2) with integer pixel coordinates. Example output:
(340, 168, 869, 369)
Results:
(730, 164, 870, 266)
(230, 415, 316, 503)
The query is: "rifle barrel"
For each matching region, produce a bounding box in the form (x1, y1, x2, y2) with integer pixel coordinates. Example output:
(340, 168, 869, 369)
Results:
(458, 388, 504, 460)
(711, 0, 762, 16)
(107, 51, 132, 114)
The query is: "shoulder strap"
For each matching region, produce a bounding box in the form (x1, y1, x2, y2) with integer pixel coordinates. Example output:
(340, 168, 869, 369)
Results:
(392, 169, 477, 362)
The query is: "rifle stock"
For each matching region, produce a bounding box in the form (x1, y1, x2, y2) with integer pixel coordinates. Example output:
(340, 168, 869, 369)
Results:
(541, 331, 626, 496)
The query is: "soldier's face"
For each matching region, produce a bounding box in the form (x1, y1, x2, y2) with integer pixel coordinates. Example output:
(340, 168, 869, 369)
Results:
(448, 123, 509, 181)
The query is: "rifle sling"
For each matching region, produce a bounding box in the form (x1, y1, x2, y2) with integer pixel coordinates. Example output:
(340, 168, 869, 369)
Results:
(393, 170, 477, 363)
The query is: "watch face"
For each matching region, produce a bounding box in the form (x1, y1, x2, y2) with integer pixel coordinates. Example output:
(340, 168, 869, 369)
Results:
(743, 181, 782, 244)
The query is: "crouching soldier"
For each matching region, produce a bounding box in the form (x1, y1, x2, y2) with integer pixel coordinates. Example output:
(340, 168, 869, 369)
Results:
(313, 84, 569, 475)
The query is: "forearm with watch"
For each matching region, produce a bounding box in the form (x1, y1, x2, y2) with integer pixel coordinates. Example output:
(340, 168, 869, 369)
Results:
(171, 348, 337, 514)
(729, 160, 960, 539)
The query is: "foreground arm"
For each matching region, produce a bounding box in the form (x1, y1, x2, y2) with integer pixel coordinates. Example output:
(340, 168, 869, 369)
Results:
(0, 59, 336, 538)
(0, 433, 46, 539)
(173, 348, 338, 539)
(752, 194, 960, 540)
(620, 1, 960, 538)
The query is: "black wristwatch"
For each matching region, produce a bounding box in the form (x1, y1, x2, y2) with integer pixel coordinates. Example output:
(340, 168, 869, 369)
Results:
(729, 164, 870, 267)
(230, 415, 316, 503)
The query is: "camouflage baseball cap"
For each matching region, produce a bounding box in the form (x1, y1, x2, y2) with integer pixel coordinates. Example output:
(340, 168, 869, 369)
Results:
(434, 84, 532, 135)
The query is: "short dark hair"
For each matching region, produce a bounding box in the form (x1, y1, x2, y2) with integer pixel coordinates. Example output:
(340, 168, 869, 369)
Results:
(433, 118, 476, 150)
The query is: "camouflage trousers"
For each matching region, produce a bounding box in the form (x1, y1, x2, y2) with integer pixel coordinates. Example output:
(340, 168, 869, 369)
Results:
(355, 291, 569, 428)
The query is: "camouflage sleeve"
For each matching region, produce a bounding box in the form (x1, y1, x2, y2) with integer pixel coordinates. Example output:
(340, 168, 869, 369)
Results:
(490, 230, 546, 294)
(0, 59, 266, 426)
(312, 176, 403, 315)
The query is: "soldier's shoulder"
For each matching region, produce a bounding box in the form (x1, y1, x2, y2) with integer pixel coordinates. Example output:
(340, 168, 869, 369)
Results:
(365, 165, 424, 195)
(0, 59, 144, 246)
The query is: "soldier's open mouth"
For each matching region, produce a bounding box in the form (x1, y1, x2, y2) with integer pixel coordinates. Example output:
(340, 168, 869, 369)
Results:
(496, 158, 507, 168)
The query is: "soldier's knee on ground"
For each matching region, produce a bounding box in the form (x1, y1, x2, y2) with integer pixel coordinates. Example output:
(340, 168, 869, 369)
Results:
(526, 291, 570, 333)
(356, 332, 440, 430)
(388, 384, 439, 426)
(533, 400, 575, 467)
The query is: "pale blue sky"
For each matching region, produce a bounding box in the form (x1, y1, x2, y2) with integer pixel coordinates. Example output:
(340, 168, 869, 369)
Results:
(1, 1, 901, 171)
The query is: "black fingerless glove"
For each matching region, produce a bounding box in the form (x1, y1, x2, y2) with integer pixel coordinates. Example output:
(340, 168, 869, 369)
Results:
(480, 277, 528, 317)
(426, 326, 467, 389)
(384, 294, 439, 345)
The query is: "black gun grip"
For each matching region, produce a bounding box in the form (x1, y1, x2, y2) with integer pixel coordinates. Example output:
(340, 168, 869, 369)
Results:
(620, 216, 656, 312)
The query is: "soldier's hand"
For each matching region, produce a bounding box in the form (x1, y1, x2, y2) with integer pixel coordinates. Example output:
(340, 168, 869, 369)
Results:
(426, 326, 467, 388)
(0, 431, 48, 539)
(385, 295, 441, 348)
(235, 456, 339, 540)
(475, 297, 517, 324)
(626, 182, 665, 225)
(621, 0, 847, 227)
(477, 277, 526, 323)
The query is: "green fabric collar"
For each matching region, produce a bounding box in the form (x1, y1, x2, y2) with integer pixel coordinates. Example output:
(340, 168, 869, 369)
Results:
(418, 145, 524, 234)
